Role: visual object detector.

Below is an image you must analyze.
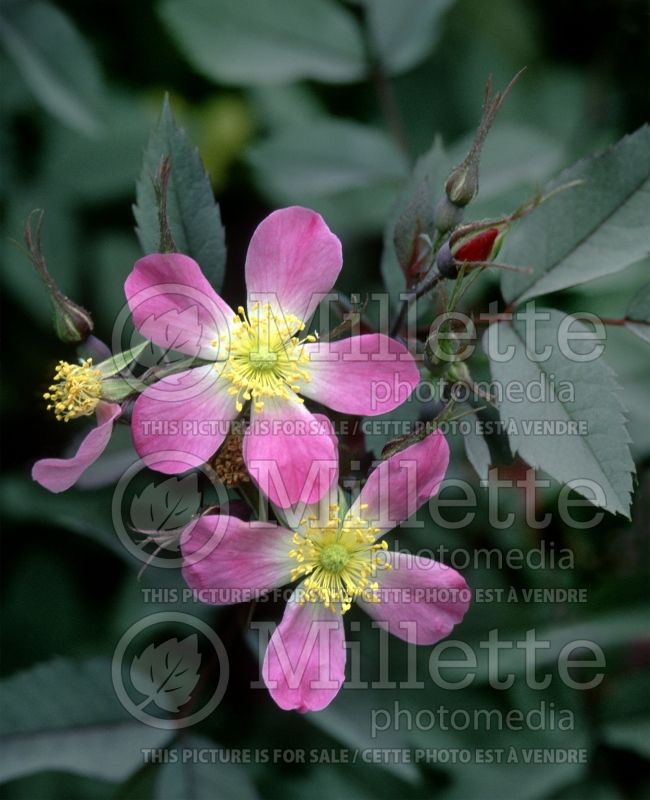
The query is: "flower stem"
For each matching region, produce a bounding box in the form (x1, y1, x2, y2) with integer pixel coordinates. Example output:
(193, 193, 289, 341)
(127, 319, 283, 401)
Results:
(362, 7, 412, 162)
(390, 272, 444, 337)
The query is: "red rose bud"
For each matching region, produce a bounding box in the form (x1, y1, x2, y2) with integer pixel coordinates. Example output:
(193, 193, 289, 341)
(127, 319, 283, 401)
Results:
(436, 225, 504, 279)
(454, 227, 500, 263)
(438, 178, 579, 280)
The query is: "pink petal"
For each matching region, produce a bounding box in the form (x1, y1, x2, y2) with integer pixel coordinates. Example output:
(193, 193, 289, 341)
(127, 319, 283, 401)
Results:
(263, 586, 346, 712)
(348, 429, 449, 535)
(243, 398, 338, 508)
(299, 333, 420, 415)
(31, 402, 121, 493)
(125, 253, 234, 359)
(245, 207, 342, 325)
(357, 552, 471, 644)
(181, 514, 295, 603)
(131, 365, 237, 473)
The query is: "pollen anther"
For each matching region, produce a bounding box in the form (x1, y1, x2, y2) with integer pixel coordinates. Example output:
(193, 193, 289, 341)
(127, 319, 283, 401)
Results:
(218, 303, 312, 413)
(43, 358, 102, 422)
(289, 508, 388, 614)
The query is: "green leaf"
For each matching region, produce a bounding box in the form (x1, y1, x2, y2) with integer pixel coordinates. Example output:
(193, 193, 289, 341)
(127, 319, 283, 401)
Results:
(159, 0, 366, 85)
(501, 125, 650, 304)
(154, 734, 259, 799)
(43, 93, 152, 202)
(484, 308, 634, 517)
(625, 282, 650, 344)
(380, 138, 449, 304)
(601, 719, 650, 758)
(468, 605, 650, 682)
(462, 408, 492, 481)
(553, 778, 623, 800)
(0, 474, 129, 562)
(0, 659, 171, 783)
(362, 0, 455, 75)
(247, 84, 324, 131)
(437, 730, 589, 800)
(0, 1, 104, 136)
(247, 119, 407, 199)
(133, 98, 226, 293)
(305, 691, 419, 784)
(246, 119, 408, 234)
(270, 763, 413, 800)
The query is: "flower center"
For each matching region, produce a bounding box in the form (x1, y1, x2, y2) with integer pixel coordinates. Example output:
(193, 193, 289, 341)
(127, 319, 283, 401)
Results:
(43, 358, 102, 422)
(288, 504, 390, 613)
(215, 303, 315, 412)
(319, 543, 350, 574)
(249, 348, 278, 369)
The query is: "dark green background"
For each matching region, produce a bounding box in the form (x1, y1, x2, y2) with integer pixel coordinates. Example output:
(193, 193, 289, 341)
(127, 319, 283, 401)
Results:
(1, 0, 649, 798)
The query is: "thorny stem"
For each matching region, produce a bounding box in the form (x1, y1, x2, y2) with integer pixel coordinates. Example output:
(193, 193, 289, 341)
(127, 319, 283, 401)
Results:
(326, 293, 372, 341)
(24, 210, 53, 287)
(381, 395, 456, 459)
(370, 62, 411, 161)
(468, 381, 497, 407)
(390, 272, 444, 337)
(474, 69, 525, 157)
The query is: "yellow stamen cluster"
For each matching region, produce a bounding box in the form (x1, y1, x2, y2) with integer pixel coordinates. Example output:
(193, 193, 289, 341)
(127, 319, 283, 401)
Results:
(289, 504, 390, 613)
(213, 303, 316, 413)
(43, 358, 102, 422)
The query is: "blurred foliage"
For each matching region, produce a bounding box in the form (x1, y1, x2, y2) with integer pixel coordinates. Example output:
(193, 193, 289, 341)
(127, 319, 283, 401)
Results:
(1, 0, 649, 798)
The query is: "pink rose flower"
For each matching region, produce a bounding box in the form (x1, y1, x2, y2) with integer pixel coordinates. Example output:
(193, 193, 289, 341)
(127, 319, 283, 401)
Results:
(32, 358, 121, 493)
(181, 430, 471, 712)
(125, 206, 420, 507)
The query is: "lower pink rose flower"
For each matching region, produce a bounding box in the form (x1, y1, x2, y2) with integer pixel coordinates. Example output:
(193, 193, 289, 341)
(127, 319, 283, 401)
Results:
(180, 430, 471, 712)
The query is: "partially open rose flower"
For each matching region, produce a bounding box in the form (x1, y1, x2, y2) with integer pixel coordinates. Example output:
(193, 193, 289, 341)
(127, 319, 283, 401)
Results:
(32, 358, 121, 493)
(125, 206, 420, 507)
(180, 430, 471, 712)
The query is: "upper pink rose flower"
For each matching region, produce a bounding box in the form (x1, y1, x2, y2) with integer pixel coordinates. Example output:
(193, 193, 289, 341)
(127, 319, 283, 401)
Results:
(181, 430, 471, 712)
(125, 206, 420, 507)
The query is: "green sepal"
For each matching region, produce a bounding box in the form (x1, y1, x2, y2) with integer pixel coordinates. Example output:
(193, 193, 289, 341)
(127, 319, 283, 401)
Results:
(100, 377, 146, 401)
(96, 340, 150, 377)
